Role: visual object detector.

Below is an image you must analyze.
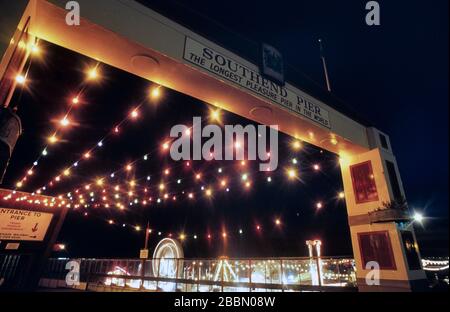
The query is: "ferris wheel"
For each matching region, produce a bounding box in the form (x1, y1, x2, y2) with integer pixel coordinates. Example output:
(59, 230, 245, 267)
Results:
(152, 238, 184, 279)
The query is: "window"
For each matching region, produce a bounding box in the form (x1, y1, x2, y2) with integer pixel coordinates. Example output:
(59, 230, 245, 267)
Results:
(350, 161, 379, 204)
(358, 231, 396, 270)
(385, 160, 402, 200)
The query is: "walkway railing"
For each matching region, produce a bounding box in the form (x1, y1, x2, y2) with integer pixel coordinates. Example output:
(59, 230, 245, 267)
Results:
(40, 257, 357, 292)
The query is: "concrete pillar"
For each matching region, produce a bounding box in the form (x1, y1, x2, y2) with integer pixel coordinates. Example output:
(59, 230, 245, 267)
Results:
(0, 0, 32, 82)
(340, 127, 427, 291)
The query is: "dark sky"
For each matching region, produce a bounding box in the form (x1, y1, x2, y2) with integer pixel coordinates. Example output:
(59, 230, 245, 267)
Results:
(141, 0, 449, 218)
(1, 0, 448, 258)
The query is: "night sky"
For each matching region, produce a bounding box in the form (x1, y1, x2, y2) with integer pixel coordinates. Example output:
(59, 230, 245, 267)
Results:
(1, 0, 448, 257)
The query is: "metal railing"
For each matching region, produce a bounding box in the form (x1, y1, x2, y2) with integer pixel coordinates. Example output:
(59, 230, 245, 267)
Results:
(41, 257, 357, 292)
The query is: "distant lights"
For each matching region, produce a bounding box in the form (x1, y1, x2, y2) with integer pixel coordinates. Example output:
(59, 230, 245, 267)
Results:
(316, 202, 323, 209)
(313, 164, 321, 171)
(338, 192, 345, 199)
(72, 97, 79, 104)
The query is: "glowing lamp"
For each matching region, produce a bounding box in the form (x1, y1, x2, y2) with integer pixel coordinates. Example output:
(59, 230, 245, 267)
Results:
(150, 87, 161, 99)
(413, 212, 424, 223)
(15, 74, 26, 85)
(292, 140, 302, 150)
(48, 135, 58, 144)
(87, 67, 98, 80)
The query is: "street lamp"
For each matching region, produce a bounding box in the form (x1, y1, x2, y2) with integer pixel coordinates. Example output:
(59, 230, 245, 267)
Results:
(413, 212, 424, 223)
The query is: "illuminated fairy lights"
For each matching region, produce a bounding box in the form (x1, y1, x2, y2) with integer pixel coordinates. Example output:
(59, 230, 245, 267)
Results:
(6, 55, 350, 242)
(30, 87, 161, 193)
(14, 61, 104, 190)
(20, 140, 345, 218)
(27, 125, 345, 217)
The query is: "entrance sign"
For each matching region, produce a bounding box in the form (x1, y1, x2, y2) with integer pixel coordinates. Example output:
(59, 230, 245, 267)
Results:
(0, 208, 53, 241)
(183, 37, 331, 128)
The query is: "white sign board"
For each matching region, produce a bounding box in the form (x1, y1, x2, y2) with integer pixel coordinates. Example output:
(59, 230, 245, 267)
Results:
(183, 37, 331, 128)
(0, 208, 53, 241)
(140, 249, 149, 259)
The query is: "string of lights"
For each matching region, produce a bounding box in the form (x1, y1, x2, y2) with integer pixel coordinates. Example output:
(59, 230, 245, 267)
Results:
(14, 59, 103, 190)
(5, 47, 347, 244)
(29, 84, 164, 193)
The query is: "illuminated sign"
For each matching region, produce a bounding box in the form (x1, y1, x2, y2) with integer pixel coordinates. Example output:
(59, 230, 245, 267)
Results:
(183, 37, 331, 128)
(0, 208, 53, 241)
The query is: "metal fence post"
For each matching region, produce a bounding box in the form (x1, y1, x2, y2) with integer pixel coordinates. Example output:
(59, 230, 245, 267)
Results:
(156, 258, 161, 290)
(175, 258, 179, 292)
(248, 259, 252, 292)
(221, 260, 224, 292)
(315, 257, 322, 287)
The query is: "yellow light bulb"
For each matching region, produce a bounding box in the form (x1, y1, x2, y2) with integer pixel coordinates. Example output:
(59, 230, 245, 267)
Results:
(48, 135, 58, 144)
(150, 87, 161, 99)
(292, 140, 302, 150)
(87, 67, 98, 80)
(15, 74, 26, 85)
